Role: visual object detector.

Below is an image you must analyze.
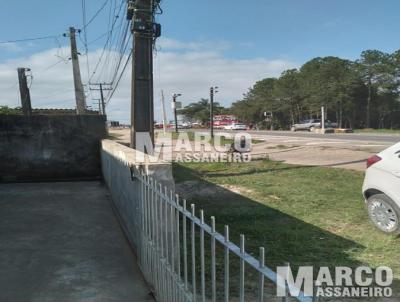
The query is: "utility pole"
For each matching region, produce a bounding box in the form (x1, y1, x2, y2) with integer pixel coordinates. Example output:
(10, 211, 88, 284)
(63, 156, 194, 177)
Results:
(17, 68, 32, 116)
(89, 83, 112, 115)
(210, 86, 218, 138)
(64, 27, 86, 114)
(160, 90, 167, 134)
(172, 93, 182, 133)
(127, 0, 161, 148)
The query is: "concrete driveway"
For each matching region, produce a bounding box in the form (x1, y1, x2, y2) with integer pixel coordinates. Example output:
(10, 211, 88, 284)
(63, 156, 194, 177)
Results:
(0, 181, 153, 302)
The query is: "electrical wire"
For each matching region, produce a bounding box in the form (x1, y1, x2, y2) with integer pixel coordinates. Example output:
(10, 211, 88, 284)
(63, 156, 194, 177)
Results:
(81, 0, 90, 84)
(0, 35, 61, 44)
(89, 0, 125, 82)
(105, 50, 132, 105)
(83, 0, 110, 29)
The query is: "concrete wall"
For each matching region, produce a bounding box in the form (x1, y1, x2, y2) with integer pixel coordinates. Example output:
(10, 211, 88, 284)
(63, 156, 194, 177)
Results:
(101, 139, 174, 252)
(0, 115, 107, 182)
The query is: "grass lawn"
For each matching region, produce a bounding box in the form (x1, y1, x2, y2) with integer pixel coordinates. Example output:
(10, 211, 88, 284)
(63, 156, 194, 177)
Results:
(354, 128, 400, 135)
(173, 160, 400, 298)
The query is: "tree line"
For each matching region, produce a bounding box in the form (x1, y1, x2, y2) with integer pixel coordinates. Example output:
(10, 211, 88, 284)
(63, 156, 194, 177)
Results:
(180, 49, 400, 130)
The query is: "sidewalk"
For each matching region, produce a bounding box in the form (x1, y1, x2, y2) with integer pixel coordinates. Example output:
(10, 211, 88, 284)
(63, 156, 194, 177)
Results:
(0, 181, 153, 302)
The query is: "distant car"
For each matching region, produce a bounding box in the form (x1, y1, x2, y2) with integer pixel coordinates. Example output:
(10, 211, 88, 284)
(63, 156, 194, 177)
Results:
(224, 123, 247, 130)
(291, 119, 334, 132)
(362, 142, 400, 234)
(181, 122, 192, 129)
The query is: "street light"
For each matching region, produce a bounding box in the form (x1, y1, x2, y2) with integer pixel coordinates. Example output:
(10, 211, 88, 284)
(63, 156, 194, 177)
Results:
(172, 93, 182, 133)
(210, 86, 218, 138)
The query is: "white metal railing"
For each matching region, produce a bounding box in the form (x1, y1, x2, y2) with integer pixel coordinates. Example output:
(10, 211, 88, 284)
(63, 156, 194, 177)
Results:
(133, 169, 315, 302)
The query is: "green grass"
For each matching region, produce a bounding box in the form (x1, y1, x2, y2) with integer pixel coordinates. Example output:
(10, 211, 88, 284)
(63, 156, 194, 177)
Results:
(354, 128, 400, 135)
(173, 160, 400, 296)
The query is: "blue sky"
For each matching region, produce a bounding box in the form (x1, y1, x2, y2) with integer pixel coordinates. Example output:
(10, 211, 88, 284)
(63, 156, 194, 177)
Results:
(0, 0, 399, 122)
(1, 0, 399, 62)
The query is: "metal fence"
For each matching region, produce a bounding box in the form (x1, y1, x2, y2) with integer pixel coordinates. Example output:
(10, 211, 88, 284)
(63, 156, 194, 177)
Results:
(133, 169, 315, 302)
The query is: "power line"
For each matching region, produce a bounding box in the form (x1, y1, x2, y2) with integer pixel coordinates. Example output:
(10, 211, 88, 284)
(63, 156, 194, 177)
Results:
(0, 35, 61, 44)
(84, 0, 110, 29)
(89, 0, 126, 83)
(106, 50, 132, 105)
(81, 0, 90, 84)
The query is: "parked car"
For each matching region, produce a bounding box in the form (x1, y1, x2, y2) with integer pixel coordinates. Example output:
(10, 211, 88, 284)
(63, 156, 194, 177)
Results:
(362, 142, 400, 234)
(224, 123, 247, 130)
(291, 119, 334, 132)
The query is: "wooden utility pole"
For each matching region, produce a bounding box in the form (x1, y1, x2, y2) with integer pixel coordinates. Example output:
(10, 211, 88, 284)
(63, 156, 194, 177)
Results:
(17, 68, 32, 116)
(90, 83, 112, 115)
(128, 0, 161, 148)
(66, 27, 86, 114)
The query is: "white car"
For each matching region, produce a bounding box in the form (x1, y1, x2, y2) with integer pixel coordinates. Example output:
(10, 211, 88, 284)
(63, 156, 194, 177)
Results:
(224, 123, 247, 131)
(362, 142, 400, 234)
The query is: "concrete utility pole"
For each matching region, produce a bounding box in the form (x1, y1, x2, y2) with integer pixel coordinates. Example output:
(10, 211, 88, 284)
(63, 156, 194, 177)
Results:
(128, 0, 161, 148)
(210, 86, 218, 138)
(321, 106, 326, 132)
(172, 93, 182, 133)
(17, 68, 32, 116)
(160, 90, 167, 134)
(90, 83, 112, 115)
(66, 27, 86, 114)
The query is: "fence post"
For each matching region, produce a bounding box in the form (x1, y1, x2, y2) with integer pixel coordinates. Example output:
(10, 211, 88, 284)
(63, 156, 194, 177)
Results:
(258, 247, 265, 302)
(211, 216, 216, 302)
(224, 225, 230, 302)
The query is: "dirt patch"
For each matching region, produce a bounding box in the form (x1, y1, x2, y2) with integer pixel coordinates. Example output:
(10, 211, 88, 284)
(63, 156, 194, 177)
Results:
(219, 184, 254, 195)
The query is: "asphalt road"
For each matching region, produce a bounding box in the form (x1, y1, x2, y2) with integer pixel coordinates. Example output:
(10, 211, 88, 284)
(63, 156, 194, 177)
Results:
(210, 130, 400, 143)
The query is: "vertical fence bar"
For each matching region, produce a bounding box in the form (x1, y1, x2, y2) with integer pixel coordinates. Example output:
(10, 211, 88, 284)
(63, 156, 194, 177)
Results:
(176, 194, 181, 278)
(158, 183, 165, 301)
(170, 190, 176, 302)
(153, 179, 160, 297)
(282, 262, 290, 302)
(140, 172, 145, 269)
(200, 210, 206, 302)
(164, 186, 171, 302)
(144, 175, 149, 278)
(191, 204, 197, 302)
(183, 199, 188, 292)
(258, 247, 265, 302)
(211, 216, 216, 302)
(313, 280, 320, 302)
(224, 225, 230, 302)
(150, 179, 155, 285)
(239, 235, 245, 302)
(175, 194, 182, 301)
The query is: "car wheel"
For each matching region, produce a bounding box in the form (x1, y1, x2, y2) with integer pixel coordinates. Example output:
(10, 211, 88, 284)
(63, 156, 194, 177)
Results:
(309, 126, 316, 132)
(367, 194, 400, 235)
(291, 126, 296, 132)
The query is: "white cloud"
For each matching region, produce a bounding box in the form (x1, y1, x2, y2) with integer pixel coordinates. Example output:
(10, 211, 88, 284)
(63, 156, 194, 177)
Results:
(0, 38, 298, 123)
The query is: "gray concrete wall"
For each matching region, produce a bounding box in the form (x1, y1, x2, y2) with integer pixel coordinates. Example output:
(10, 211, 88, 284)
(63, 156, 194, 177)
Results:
(100, 139, 174, 252)
(0, 115, 107, 182)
